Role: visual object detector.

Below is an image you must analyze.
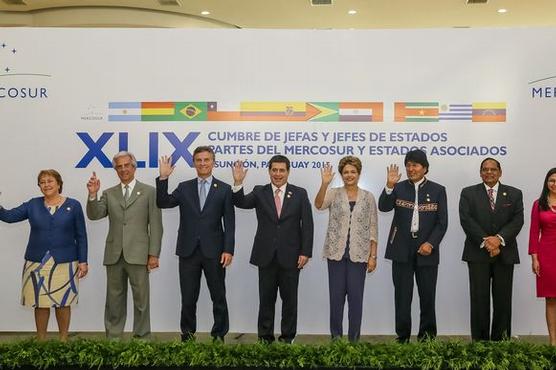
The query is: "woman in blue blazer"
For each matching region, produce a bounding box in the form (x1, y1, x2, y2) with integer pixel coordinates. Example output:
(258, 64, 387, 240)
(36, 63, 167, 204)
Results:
(0, 169, 88, 341)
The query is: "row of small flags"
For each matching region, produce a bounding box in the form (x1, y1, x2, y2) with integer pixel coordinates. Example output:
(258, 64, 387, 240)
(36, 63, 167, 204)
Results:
(108, 101, 506, 123)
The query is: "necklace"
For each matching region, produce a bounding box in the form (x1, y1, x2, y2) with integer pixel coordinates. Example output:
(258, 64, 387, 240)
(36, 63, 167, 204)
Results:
(548, 197, 556, 213)
(44, 196, 64, 207)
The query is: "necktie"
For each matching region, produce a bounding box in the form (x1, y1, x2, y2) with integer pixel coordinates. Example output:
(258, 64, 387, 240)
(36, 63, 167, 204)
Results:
(487, 188, 495, 210)
(199, 179, 207, 210)
(124, 185, 130, 203)
(411, 183, 419, 232)
(274, 188, 282, 218)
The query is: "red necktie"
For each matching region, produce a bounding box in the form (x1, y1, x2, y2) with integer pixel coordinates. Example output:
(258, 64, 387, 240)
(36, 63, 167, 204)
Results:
(274, 189, 282, 217)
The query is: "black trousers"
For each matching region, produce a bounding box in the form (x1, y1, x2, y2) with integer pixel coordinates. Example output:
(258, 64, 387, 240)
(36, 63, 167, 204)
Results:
(257, 256, 300, 343)
(392, 251, 438, 342)
(179, 247, 229, 339)
(467, 262, 514, 341)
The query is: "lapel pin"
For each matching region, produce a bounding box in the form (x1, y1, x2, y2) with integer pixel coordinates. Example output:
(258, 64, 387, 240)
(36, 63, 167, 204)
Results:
(66, 207, 71, 211)
(213, 183, 218, 188)
(503, 192, 507, 196)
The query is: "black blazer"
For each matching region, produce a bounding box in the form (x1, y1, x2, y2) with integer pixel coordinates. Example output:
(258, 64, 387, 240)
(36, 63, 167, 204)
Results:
(459, 183, 524, 264)
(156, 176, 235, 259)
(378, 178, 448, 266)
(233, 183, 314, 268)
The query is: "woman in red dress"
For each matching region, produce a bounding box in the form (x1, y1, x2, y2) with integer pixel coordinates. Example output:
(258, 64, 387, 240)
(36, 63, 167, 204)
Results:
(529, 167, 556, 345)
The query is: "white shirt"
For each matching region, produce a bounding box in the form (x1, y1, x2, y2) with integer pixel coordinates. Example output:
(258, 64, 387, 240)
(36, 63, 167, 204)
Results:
(484, 182, 499, 204)
(411, 177, 425, 232)
(197, 175, 213, 197)
(271, 183, 287, 208)
(232, 183, 288, 208)
(121, 178, 137, 197)
(480, 181, 506, 248)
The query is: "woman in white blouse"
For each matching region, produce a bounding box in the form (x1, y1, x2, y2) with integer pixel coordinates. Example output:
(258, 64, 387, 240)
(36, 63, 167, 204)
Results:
(315, 156, 378, 342)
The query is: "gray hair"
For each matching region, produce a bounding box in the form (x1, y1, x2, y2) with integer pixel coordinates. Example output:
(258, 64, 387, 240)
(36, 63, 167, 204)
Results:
(112, 151, 137, 169)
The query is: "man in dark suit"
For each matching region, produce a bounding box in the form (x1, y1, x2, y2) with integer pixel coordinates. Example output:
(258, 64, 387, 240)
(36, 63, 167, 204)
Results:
(459, 158, 524, 341)
(232, 155, 313, 343)
(156, 146, 235, 342)
(378, 149, 447, 342)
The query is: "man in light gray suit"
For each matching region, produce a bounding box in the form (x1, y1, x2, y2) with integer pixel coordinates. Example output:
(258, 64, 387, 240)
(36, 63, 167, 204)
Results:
(87, 151, 163, 339)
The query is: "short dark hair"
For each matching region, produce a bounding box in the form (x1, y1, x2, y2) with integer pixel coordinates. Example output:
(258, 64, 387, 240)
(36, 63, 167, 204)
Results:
(268, 155, 290, 171)
(404, 149, 429, 175)
(37, 169, 63, 194)
(480, 157, 501, 171)
(193, 146, 215, 160)
(338, 156, 362, 174)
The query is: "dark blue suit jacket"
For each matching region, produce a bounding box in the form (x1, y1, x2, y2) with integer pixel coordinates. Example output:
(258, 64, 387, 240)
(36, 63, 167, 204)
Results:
(233, 183, 314, 268)
(379, 178, 448, 266)
(0, 197, 88, 263)
(156, 176, 235, 258)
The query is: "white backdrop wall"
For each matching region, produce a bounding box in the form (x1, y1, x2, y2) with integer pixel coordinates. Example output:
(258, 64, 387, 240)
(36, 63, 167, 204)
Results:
(0, 27, 554, 335)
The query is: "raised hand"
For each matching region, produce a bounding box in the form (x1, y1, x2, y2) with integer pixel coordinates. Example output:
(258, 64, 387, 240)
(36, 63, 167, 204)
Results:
(232, 160, 248, 185)
(87, 171, 101, 197)
(320, 163, 335, 186)
(159, 155, 175, 180)
(386, 164, 402, 188)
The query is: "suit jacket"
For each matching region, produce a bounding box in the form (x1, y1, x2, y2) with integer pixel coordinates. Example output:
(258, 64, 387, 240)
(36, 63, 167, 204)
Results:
(378, 178, 448, 266)
(156, 176, 235, 259)
(87, 180, 163, 266)
(233, 183, 314, 268)
(459, 183, 524, 264)
(0, 197, 87, 263)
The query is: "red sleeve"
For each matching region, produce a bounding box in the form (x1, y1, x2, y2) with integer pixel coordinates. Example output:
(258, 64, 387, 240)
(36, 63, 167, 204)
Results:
(529, 200, 541, 255)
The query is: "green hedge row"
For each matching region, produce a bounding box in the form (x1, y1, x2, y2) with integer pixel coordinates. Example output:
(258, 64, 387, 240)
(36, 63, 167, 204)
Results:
(1, 339, 555, 370)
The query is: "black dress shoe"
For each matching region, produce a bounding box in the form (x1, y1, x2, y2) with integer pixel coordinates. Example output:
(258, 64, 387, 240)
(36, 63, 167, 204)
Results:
(417, 333, 436, 342)
(181, 333, 195, 342)
(212, 336, 225, 344)
(258, 335, 275, 344)
(395, 336, 409, 344)
(278, 336, 294, 344)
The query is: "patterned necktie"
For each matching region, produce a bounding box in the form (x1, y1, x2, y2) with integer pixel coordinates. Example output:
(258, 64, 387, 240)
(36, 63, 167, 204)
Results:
(411, 183, 419, 232)
(124, 185, 130, 203)
(274, 188, 282, 218)
(487, 188, 495, 210)
(199, 179, 207, 210)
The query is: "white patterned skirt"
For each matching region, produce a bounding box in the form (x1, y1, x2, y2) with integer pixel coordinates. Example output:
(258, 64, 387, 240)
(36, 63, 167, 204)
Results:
(21, 251, 79, 308)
